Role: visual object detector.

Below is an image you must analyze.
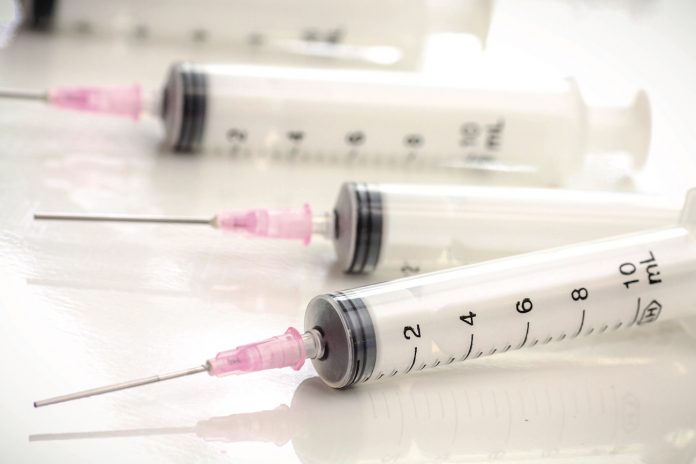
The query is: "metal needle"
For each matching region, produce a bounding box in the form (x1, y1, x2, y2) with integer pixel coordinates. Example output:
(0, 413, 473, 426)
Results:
(34, 365, 209, 408)
(34, 212, 215, 226)
(0, 88, 48, 101)
(30, 426, 194, 441)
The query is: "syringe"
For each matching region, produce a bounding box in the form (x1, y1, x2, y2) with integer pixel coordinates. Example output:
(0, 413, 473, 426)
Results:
(2, 62, 651, 182)
(35, 183, 680, 275)
(24, 0, 491, 69)
(33, 190, 696, 406)
(30, 324, 696, 461)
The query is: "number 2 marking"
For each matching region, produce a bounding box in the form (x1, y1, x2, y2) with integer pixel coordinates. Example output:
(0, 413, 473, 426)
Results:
(403, 324, 421, 340)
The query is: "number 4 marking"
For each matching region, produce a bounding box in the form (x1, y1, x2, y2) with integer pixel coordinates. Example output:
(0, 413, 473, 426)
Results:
(459, 311, 476, 326)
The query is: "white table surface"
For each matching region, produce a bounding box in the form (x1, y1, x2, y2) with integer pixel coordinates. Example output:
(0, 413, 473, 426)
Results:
(1, 0, 696, 462)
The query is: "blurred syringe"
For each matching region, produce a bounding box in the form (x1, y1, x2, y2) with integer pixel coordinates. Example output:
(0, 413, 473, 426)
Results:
(1, 62, 651, 183)
(35, 183, 680, 275)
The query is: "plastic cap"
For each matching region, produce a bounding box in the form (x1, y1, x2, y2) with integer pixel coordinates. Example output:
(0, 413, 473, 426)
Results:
(47, 84, 142, 120)
(207, 328, 306, 377)
(216, 204, 313, 245)
(586, 90, 652, 168)
(426, 0, 493, 45)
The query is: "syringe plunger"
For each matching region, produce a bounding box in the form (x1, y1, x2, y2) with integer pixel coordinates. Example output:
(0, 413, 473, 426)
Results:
(586, 90, 651, 167)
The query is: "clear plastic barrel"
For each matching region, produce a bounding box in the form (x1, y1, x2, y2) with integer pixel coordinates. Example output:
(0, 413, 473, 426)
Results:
(169, 64, 650, 182)
(28, 0, 491, 69)
(374, 184, 679, 274)
(316, 221, 696, 386)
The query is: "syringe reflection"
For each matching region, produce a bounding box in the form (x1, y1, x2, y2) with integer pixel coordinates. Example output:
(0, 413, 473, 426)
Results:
(31, 321, 696, 463)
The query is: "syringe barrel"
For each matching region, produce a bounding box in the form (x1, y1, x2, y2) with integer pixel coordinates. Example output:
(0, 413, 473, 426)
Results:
(161, 63, 649, 182)
(306, 224, 696, 388)
(28, 0, 489, 68)
(333, 182, 679, 274)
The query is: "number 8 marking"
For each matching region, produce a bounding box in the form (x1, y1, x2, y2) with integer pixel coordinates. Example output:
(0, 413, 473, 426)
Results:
(571, 288, 589, 301)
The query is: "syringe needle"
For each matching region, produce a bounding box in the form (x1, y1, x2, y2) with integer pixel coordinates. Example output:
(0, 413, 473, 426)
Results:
(33, 365, 209, 408)
(33, 212, 215, 226)
(34, 204, 332, 243)
(34, 328, 319, 408)
(0, 88, 48, 101)
(30, 425, 194, 441)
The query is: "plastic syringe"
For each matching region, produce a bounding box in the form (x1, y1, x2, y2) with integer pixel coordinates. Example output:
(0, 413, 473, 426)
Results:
(3, 63, 651, 183)
(33, 189, 696, 407)
(34, 183, 680, 275)
(24, 0, 492, 70)
(30, 327, 696, 462)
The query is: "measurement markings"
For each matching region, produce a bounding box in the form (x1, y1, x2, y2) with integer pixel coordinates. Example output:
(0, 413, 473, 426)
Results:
(520, 321, 530, 348)
(405, 347, 418, 374)
(461, 333, 475, 361)
(574, 309, 586, 338)
(628, 298, 641, 327)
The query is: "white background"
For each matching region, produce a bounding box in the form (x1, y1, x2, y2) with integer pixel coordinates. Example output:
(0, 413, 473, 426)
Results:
(1, 0, 695, 462)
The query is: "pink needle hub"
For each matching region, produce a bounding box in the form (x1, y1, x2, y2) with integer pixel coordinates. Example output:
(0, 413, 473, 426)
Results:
(207, 328, 307, 377)
(215, 204, 314, 245)
(47, 85, 142, 120)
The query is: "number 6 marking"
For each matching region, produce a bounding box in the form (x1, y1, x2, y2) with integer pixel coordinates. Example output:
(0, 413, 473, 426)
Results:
(516, 298, 533, 313)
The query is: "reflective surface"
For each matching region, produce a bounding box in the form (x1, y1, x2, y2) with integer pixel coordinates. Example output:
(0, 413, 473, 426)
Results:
(1, 0, 696, 462)
(29, 321, 696, 463)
